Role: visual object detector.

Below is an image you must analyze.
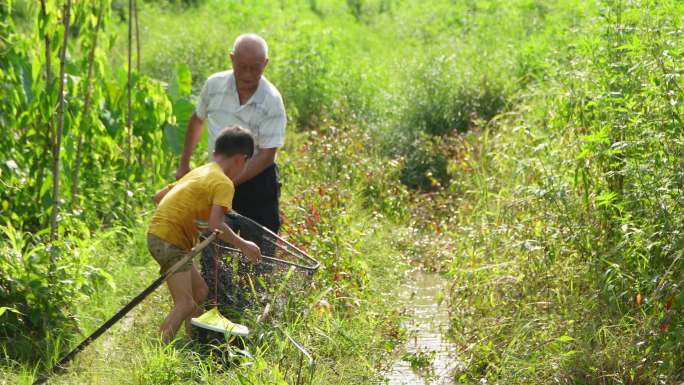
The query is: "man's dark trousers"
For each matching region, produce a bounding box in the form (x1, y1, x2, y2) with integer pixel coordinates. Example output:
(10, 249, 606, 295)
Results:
(233, 163, 281, 234)
(233, 164, 280, 292)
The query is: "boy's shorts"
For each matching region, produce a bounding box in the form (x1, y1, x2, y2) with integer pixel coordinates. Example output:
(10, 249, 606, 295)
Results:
(147, 233, 193, 274)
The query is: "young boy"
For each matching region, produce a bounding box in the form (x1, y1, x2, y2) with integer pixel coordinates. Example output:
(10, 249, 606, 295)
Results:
(147, 125, 261, 343)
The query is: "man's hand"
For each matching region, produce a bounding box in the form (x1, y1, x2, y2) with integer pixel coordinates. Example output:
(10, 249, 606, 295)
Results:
(175, 164, 191, 181)
(233, 147, 276, 185)
(240, 240, 261, 264)
(176, 113, 205, 180)
(153, 185, 173, 205)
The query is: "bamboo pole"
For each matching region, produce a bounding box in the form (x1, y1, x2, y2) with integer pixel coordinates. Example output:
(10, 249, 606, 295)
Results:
(40, 0, 52, 86)
(134, 0, 141, 73)
(133, 0, 144, 175)
(49, 0, 72, 242)
(36, 0, 52, 215)
(124, 0, 133, 208)
(72, 0, 104, 205)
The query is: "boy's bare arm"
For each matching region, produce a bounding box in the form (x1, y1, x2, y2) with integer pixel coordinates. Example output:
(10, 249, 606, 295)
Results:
(207, 205, 261, 263)
(153, 185, 173, 205)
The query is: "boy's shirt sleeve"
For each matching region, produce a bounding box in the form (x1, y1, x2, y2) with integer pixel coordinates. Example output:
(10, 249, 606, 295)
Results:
(211, 179, 234, 210)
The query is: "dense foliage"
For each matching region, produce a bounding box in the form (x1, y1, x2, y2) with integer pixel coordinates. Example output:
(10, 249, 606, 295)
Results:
(1, 0, 173, 362)
(1, 0, 682, 384)
(422, 1, 684, 383)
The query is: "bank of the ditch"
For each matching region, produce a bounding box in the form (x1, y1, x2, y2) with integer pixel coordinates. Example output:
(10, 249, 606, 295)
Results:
(2, 127, 421, 385)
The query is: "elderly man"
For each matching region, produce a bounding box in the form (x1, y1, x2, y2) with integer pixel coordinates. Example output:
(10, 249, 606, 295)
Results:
(176, 34, 286, 234)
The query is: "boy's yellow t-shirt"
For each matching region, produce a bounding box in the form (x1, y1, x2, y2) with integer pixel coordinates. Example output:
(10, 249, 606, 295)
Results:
(148, 163, 233, 250)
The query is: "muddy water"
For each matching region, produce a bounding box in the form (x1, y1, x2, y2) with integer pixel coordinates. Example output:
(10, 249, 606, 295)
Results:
(384, 269, 461, 385)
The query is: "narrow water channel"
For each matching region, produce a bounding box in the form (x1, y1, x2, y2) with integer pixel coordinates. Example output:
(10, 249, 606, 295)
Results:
(384, 269, 461, 385)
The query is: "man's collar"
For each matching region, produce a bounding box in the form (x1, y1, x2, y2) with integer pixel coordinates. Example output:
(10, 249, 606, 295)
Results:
(228, 70, 266, 106)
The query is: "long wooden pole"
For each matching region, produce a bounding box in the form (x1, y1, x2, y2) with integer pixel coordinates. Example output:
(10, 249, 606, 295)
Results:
(32, 232, 219, 385)
(49, 0, 72, 242)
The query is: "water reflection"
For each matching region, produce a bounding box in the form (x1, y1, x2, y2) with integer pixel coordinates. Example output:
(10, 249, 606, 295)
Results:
(385, 269, 461, 385)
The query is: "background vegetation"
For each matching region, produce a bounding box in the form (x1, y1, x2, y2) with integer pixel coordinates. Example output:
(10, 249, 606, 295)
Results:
(1, 0, 682, 384)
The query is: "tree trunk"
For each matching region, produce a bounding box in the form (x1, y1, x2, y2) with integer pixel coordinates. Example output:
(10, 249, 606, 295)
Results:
(50, 0, 71, 242)
(72, 1, 104, 206)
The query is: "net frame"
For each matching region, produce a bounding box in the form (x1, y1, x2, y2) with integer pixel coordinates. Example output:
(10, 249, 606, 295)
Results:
(194, 212, 320, 343)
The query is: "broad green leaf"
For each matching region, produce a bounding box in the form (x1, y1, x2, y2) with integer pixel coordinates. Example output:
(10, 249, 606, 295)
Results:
(174, 98, 194, 126)
(163, 98, 195, 154)
(163, 121, 184, 155)
(169, 63, 192, 102)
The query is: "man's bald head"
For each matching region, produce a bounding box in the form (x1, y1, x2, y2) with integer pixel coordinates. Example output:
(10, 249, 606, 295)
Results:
(232, 33, 269, 59)
(230, 34, 269, 91)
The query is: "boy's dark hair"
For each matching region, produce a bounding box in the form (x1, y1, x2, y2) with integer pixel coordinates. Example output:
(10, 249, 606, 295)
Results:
(214, 125, 255, 158)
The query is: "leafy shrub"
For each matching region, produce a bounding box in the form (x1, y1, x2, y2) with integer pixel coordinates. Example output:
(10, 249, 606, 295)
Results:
(401, 54, 508, 137)
(397, 134, 451, 191)
(361, 158, 410, 222)
(438, 1, 684, 382)
(0, 223, 112, 362)
(270, 28, 341, 129)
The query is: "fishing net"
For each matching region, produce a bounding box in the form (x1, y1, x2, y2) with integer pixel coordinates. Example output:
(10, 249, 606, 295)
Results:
(195, 212, 319, 343)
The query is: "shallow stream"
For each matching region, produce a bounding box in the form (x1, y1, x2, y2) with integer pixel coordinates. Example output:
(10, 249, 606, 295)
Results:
(384, 269, 461, 385)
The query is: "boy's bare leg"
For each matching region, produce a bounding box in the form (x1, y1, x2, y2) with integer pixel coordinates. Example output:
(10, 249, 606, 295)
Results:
(184, 265, 209, 337)
(161, 270, 195, 343)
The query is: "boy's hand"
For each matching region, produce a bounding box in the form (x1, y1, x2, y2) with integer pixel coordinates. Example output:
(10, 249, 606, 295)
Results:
(240, 240, 261, 264)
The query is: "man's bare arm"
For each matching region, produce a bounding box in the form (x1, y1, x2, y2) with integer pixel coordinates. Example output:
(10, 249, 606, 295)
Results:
(153, 185, 173, 205)
(176, 112, 205, 180)
(233, 147, 277, 185)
